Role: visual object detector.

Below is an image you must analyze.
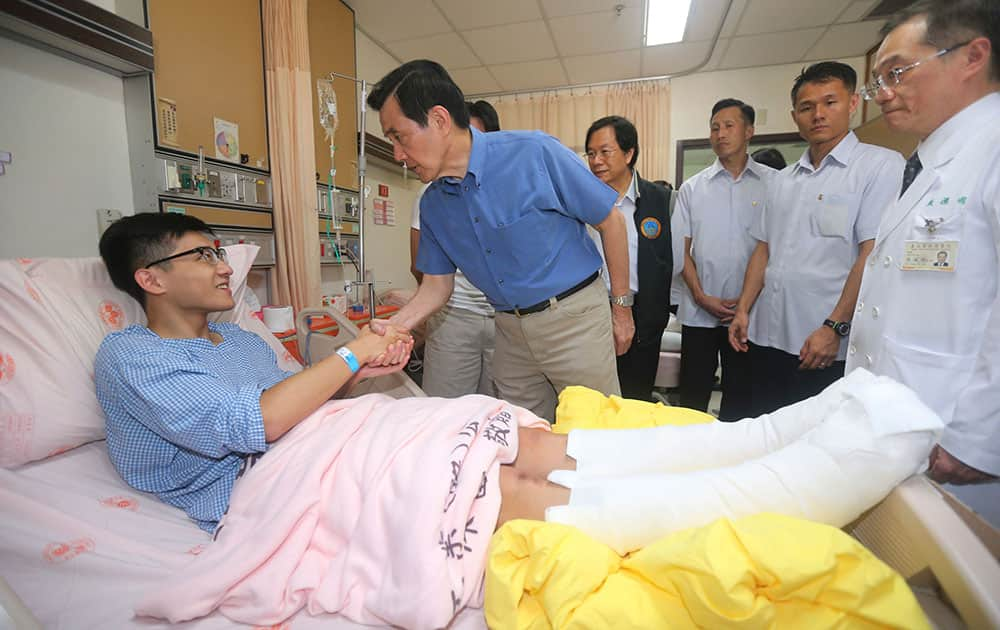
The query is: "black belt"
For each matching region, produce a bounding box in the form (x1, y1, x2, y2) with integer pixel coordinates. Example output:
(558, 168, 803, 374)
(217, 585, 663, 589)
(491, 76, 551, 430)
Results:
(499, 271, 599, 317)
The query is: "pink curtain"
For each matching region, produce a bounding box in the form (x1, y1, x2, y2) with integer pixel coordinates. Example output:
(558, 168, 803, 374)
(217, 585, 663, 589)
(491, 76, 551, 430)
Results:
(487, 79, 671, 181)
(263, 0, 320, 311)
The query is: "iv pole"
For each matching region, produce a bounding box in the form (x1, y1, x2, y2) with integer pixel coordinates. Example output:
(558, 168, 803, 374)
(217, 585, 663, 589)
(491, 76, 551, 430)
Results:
(327, 71, 377, 316)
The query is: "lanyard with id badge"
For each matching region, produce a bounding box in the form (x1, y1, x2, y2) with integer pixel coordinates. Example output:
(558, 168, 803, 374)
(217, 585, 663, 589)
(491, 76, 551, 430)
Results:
(901, 212, 959, 272)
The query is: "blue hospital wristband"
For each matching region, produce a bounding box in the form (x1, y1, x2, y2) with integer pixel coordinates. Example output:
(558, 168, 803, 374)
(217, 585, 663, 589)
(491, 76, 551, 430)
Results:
(336, 346, 360, 374)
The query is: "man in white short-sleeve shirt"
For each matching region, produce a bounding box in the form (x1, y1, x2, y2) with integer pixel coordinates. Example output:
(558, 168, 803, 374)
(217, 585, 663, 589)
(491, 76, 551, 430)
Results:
(408, 101, 498, 397)
(729, 61, 904, 416)
(673, 98, 775, 421)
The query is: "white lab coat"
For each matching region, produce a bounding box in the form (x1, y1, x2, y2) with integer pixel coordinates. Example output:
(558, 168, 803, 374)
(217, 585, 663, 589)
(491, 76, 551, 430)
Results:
(847, 94, 1000, 487)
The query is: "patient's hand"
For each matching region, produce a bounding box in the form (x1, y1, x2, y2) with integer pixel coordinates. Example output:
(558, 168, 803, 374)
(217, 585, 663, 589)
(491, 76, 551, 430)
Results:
(351, 324, 412, 365)
(357, 347, 414, 380)
(927, 444, 998, 485)
(367, 318, 412, 366)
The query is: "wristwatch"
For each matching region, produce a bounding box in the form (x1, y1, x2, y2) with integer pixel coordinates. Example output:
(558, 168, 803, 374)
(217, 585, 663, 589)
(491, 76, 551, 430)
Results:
(823, 319, 851, 337)
(611, 294, 634, 307)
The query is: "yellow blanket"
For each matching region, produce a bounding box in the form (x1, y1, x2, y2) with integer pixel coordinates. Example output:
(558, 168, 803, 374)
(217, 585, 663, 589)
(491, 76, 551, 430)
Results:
(551, 385, 714, 433)
(485, 387, 929, 630)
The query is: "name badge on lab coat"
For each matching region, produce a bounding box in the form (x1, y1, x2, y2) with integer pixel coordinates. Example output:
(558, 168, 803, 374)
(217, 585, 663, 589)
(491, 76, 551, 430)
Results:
(901, 240, 959, 272)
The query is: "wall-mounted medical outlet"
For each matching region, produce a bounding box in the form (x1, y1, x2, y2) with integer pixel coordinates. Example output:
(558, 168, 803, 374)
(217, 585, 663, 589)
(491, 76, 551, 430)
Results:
(97, 208, 122, 235)
(219, 171, 238, 201)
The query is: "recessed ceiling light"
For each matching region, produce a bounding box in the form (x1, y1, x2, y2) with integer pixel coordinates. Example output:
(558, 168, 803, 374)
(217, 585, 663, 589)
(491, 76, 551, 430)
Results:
(645, 0, 692, 46)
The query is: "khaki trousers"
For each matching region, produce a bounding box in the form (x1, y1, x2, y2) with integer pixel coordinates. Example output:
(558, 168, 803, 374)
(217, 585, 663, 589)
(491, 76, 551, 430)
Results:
(493, 278, 621, 422)
(422, 304, 496, 398)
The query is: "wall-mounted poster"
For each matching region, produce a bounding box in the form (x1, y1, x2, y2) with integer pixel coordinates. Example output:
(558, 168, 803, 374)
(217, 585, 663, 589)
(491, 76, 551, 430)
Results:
(214, 117, 240, 163)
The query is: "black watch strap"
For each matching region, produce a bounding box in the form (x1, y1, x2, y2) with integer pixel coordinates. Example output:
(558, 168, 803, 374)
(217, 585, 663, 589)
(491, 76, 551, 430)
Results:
(823, 318, 851, 337)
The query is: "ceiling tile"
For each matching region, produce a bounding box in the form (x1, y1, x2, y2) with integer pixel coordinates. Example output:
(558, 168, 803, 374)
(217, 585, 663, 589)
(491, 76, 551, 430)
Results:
(541, 0, 642, 19)
(349, 0, 452, 43)
(837, 0, 880, 23)
(450, 66, 502, 95)
(641, 40, 714, 75)
(735, 0, 853, 36)
(462, 21, 557, 65)
(719, 0, 747, 37)
(805, 20, 886, 61)
(384, 33, 480, 69)
(720, 27, 827, 69)
(489, 59, 568, 91)
(432, 0, 542, 30)
(548, 9, 643, 57)
(564, 49, 641, 84)
(684, 0, 731, 41)
(700, 37, 731, 72)
(348, 0, 897, 95)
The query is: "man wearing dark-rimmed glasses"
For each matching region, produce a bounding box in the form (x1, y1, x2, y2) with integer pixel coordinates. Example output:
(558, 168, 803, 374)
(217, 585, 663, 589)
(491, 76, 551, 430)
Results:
(143, 244, 229, 268)
(846, 0, 1000, 522)
(94, 212, 413, 532)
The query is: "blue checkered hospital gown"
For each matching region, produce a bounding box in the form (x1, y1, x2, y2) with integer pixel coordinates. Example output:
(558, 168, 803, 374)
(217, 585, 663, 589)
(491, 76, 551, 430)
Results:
(95, 322, 293, 532)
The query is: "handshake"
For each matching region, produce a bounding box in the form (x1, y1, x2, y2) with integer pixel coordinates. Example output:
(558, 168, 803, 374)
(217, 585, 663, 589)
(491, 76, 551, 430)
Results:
(347, 319, 415, 377)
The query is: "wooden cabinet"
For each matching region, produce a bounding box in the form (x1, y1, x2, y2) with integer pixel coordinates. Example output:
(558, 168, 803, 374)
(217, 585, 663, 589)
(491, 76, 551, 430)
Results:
(147, 0, 270, 170)
(308, 0, 358, 189)
(854, 115, 919, 158)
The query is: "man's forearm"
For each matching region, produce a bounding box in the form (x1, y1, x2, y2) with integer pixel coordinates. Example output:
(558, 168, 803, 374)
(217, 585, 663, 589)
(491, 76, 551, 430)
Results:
(390, 273, 454, 330)
(594, 208, 630, 297)
(828, 240, 874, 322)
(736, 241, 769, 314)
(681, 238, 706, 302)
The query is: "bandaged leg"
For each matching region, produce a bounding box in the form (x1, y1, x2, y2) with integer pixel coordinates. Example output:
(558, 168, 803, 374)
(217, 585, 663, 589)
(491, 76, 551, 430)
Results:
(546, 373, 942, 554)
(563, 367, 879, 480)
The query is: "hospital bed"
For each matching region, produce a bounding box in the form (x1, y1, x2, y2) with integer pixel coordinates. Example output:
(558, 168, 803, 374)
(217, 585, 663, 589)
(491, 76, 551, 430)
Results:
(1, 250, 998, 630)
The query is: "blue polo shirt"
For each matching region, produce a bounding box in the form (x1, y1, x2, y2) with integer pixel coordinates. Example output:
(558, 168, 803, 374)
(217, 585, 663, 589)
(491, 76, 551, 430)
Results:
(415, 128, 618, 311)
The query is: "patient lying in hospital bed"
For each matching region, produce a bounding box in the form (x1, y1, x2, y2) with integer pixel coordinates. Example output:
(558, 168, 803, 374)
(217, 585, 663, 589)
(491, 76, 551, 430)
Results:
(84, 213, 940, 628)
(3, 213, 996, 629)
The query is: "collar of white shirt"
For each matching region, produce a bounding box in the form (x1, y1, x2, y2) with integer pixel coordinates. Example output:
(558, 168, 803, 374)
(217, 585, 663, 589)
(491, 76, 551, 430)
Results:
(708, 156, 766, 181)
(616, 171, 639, 207)
(794, 131, 859, 174)
(918, 92, 1000, 169)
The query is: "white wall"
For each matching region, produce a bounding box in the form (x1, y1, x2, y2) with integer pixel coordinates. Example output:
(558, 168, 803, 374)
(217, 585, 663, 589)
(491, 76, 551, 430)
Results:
(355, 29, 400, 140)
(668, 56, 867, 178)
(0, 37, 134, 258)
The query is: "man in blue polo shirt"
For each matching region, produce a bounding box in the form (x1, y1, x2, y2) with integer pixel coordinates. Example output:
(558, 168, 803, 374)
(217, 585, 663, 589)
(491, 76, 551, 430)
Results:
(367, 60, 633, 420)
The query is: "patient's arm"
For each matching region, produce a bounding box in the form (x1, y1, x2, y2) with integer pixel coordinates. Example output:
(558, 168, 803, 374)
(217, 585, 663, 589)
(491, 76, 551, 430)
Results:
(332, 342, 416, 399)
(261, 325, 411, 441)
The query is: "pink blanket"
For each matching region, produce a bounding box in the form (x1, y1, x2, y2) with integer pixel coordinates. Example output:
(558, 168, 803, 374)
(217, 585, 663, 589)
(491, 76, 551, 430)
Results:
(135, 393, 547, 629)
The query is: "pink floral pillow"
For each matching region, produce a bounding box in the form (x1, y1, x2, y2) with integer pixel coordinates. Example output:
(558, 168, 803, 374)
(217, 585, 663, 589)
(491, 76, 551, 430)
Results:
(0, 245, 299, 468)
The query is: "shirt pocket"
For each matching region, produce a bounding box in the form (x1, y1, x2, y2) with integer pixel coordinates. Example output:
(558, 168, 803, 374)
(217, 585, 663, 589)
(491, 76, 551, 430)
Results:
(879, 335, 975, 421)
(493, 211, 554, 270)
(810, 195, 852, 239)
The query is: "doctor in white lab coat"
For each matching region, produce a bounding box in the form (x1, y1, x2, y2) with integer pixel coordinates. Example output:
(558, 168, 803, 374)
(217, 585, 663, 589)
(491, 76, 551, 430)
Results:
(848, 0, 999, 510)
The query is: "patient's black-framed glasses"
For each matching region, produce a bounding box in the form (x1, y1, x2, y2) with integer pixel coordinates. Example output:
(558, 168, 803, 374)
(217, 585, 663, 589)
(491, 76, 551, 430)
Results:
(144, 246, 229, 269)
